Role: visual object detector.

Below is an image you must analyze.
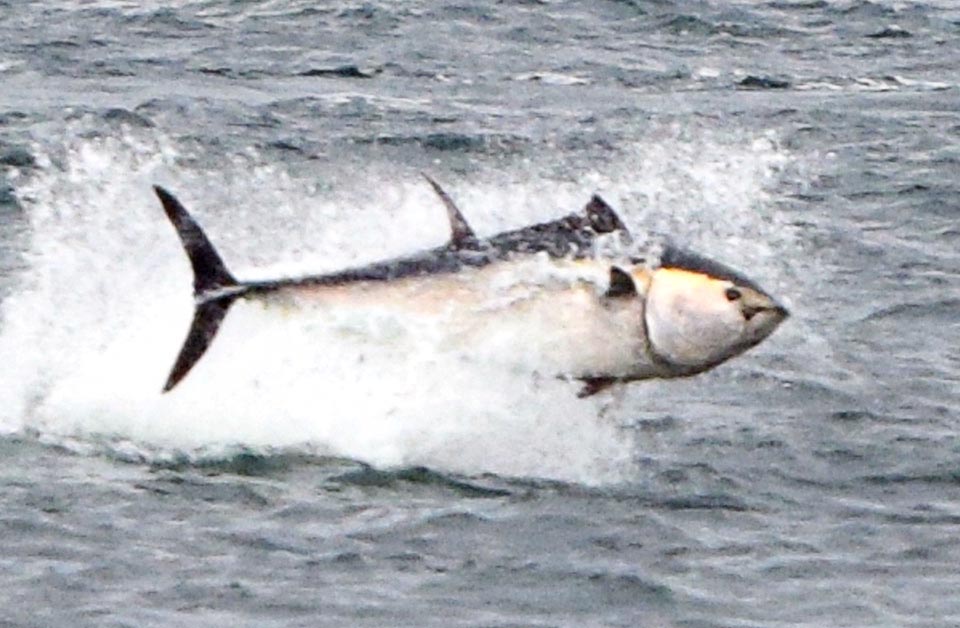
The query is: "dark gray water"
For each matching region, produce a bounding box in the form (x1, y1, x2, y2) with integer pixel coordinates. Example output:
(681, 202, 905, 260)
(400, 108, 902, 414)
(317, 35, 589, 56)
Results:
(1, 1, 959, 626)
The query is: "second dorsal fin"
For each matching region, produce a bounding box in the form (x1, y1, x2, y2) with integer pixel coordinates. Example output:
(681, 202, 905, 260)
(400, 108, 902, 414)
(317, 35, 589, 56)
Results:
(585, 194, 630, 238)
(422, 173, 478, 249)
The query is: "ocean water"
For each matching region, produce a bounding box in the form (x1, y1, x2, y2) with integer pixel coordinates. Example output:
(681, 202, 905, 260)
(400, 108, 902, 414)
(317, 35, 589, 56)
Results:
(1, 1, 958, 626)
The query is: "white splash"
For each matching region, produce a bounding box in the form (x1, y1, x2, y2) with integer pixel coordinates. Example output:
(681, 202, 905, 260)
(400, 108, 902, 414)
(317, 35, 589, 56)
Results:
(0, 124, 796, 484)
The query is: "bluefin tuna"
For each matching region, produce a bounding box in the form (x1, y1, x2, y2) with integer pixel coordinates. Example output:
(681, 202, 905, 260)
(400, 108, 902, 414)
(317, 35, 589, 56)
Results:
(153, 177, 788, 396)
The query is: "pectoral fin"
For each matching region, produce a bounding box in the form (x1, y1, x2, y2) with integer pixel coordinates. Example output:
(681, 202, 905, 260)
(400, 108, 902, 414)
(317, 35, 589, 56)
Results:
(605, 266, 637, 298)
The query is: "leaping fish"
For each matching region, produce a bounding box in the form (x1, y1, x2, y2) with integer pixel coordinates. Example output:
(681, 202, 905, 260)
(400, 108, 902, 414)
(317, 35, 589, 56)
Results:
(153, 177, 788, 397)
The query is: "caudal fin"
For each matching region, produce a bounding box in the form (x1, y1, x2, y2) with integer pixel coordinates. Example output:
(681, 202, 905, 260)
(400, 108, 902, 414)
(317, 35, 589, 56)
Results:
(162, 297, 236, 392)
(154, 186, 243, 392)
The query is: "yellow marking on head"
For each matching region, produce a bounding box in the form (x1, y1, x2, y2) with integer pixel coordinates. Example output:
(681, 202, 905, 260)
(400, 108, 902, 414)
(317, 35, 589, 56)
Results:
(629, 266, 654, 291)
(570, 259, 595, 267)
(654, 267, 729, 292)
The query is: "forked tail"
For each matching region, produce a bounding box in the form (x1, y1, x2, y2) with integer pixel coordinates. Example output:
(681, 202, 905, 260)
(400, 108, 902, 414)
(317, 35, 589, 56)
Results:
(154, 186, 245, 392)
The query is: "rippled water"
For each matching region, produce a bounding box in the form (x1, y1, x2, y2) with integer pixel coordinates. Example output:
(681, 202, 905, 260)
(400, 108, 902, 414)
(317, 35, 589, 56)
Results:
(1, 1, 958, 626)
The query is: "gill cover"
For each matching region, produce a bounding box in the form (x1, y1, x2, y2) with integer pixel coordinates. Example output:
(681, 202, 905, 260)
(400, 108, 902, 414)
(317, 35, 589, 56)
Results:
(644, 246, 788, 374)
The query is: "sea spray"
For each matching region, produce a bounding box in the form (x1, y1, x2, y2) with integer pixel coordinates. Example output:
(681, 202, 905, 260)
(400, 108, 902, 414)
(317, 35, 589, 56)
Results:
(0, 124, 795, 483)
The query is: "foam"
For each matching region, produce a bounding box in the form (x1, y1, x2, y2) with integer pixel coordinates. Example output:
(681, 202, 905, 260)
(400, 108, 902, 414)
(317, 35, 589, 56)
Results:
(0, 124, 797, 484)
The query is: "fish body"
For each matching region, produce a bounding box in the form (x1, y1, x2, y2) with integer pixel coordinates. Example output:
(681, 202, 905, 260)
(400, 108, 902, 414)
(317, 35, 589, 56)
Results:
(154, 178, 788, 396)
(256, 257, 658, 383)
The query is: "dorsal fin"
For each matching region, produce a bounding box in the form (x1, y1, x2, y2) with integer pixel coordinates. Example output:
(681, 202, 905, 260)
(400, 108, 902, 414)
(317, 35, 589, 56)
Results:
(422, 173, 478, 248)
(605, 266, 637, 298)
(585, 194, 630, 238)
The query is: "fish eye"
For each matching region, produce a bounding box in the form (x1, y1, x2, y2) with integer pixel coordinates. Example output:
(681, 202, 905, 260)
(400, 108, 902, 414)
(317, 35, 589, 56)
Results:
(725, 287, 742, 302)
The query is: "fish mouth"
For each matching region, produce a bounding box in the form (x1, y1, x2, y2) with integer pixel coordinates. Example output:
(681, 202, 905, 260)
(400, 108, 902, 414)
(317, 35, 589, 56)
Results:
(743, 303, 789, 322)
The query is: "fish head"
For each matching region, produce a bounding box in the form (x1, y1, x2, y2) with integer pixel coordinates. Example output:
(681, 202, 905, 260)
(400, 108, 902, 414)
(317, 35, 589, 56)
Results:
(642, 247, 788, 375)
